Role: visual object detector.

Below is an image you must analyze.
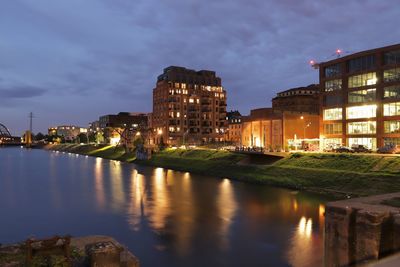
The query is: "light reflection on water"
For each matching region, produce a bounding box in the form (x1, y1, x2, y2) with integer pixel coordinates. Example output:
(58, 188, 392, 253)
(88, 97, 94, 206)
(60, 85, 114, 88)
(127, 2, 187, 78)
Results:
(0, 148, 331, 267)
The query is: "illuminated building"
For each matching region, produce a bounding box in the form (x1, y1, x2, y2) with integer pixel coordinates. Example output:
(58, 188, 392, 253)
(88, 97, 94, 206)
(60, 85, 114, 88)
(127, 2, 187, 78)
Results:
(241, 108, 319, 151)
(152, 66, 227, 145)
(97, 112, 149, 145)
(48, 125, 87, 142)
(225, 110, 242, 145)
(241, 85, 320, 151)
(319, 43, 400, 149)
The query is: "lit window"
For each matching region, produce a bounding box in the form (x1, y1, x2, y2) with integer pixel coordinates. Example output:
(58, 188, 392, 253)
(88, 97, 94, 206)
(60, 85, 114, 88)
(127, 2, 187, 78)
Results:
(348, 138, 376, 150)
(384, 85, 400, 99)
(323, 108, 342, 120)
(384, 68, 400, 83)
(348, 72, 377, 88)
(346, 105, 376, 119)
(177, 112, 180, 118)
(347, 121, 376, 134)
(325, 79, 342, 91)
(384, 121, 400, 133)
(323, 123, 342, 134)
(348, 89, 376, 103)
(384, 102, 400, 116)
(181, 83, 186, 89)
(189, 98, 194, 103)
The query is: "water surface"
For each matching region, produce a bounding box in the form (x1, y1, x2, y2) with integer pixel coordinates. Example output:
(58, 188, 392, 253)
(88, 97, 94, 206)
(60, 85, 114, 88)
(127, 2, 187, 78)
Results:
(0, 147, 329, 266)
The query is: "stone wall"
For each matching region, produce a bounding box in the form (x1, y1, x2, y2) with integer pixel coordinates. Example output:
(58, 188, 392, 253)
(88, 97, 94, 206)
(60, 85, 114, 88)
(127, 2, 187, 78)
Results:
(325, 193, 400, 266)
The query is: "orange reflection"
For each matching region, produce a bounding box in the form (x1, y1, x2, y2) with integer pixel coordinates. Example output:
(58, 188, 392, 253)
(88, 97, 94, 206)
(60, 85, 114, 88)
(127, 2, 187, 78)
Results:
(288, 216, 319, 267)
(94, 157, 105, 210)
(109, 160, 125, 211)
(148, 168, 171, 230)
(127, 169, 146, 231)
(216, 178, 237, 250)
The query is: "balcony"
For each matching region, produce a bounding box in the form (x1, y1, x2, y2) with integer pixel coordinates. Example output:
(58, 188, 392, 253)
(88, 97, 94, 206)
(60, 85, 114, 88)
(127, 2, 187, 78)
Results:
(201, 100, 212, 105)
(201, 108, 212, 112)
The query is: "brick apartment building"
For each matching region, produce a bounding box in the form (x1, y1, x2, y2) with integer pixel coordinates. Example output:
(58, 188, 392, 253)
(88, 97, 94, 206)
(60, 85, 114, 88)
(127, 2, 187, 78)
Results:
(225, 110, 242, 145)
(319, 43, 400, 150)
(152, 66, 227, 145)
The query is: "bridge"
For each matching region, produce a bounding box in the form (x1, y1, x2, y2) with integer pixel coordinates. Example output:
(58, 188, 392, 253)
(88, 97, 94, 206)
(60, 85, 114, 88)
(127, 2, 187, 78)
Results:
(0, 123, 21, 145)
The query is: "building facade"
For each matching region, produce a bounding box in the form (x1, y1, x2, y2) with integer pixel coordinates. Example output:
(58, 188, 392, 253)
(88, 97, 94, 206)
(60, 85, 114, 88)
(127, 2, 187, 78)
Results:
(272, 84, 319, 114)
(48, 125, 87, 142)
(152, 66, 227, 145)
(225, 110, 242, 145)
(97, 112, 149, 145)
(319, 43, 400, 150)
(241, 108, 320, 151)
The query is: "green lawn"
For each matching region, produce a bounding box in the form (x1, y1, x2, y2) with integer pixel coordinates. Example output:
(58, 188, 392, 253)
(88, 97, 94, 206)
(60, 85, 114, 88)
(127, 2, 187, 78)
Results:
(46, 146, 400, 197)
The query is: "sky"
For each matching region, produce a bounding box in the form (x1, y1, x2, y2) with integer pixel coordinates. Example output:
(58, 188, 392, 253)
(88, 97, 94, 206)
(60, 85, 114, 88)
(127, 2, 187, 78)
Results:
(1, 0, 399, 135)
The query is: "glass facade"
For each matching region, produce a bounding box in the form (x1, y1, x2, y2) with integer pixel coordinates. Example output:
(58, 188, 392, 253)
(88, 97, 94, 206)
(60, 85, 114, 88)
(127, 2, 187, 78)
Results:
(384, 85, 400, 99)
(325, 79, 342, 91)
(384, 120, 400, 133)
(384, 137, 400, 146)
(348, 55, 376, 73)
(348, 72, 377, 88)
(348, 88, 376, 103)
(348, 138, 376, 150)
(383, 102, 400, 116)
(323, 108, 342, 120)
(324, 123, 342, 134)
(346, 105, 376, 119)
(325, 63, 341, 78)
(347, 121, 376, 134)
(384, 50, 400, 65)
(322, 138, 342, 149)
(383, 68, 400, 83)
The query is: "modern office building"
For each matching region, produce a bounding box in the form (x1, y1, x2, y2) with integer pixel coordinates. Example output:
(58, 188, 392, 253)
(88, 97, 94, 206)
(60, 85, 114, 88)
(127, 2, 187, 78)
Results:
(272, 84, 319, 114)
(152, 66, 227, 145)
(225, 110, 242, 145)
(319, 43, 400, 150)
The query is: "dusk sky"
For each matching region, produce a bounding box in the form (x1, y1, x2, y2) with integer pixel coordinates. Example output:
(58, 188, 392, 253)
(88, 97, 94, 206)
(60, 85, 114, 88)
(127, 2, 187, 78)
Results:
(1, 0, 399, 135)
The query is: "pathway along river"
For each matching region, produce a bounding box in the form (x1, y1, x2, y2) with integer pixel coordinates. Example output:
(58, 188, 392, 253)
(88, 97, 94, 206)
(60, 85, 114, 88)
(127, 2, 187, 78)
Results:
(0, 147, 331, 266)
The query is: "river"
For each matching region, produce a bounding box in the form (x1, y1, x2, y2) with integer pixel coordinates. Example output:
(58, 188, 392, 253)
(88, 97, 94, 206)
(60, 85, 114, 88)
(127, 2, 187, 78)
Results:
(0, 147, 330, 266)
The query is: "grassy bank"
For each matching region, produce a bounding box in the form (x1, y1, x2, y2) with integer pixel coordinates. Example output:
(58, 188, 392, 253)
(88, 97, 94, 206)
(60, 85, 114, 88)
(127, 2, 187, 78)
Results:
(45, 145, 400, 197)
(46, 144, 136, 162)
(139, 149, 400, 197)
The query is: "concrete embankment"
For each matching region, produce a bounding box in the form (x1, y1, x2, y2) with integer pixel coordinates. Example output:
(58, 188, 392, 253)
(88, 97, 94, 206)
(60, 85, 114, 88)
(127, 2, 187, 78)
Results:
(325, 193, 400, 266)
(45, 144, 400, 197)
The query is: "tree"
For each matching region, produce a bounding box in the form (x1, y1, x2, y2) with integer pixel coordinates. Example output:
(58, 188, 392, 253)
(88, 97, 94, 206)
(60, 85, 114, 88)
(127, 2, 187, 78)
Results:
(77, 133, 88, 143)
(34, 132, 45, 141)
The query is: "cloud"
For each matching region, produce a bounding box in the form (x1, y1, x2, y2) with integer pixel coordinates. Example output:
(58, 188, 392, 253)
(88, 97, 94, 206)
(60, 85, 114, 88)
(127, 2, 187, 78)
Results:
(0, 0, 400, 134)
(0, 86, 47, 99)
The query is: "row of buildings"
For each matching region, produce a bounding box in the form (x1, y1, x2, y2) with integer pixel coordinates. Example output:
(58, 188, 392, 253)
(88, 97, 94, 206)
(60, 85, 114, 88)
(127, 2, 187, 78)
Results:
(48, 43, 400, 151)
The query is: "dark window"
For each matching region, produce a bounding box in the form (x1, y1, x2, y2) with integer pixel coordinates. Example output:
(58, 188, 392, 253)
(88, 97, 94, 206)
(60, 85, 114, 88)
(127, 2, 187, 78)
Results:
(384, 50, 400, 65)
(325, 63, 341, 78)
(348, 55, 376, 73)
(324, 94, 342, 106)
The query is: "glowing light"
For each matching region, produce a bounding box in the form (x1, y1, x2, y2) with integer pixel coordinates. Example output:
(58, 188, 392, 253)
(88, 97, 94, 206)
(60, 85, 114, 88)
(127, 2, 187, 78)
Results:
(157, 129, 163, 135)
(300, 116, 304, 120)
(298, 216, 312, 237)
(136, 132, 141, 136)
(336, 49, 342, 54)
(309, 60, 315, 65)
(110, 137, 120, 145)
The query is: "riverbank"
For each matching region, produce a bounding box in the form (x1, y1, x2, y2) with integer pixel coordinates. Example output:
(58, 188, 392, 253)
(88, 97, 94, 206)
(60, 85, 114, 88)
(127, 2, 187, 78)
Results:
(45, 144, 400, 197)
(0, 235, 139, 266)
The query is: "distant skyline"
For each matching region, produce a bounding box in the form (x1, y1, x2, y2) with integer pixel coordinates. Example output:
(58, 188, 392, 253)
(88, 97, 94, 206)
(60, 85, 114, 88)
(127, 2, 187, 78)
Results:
(1, 0, 400, 135)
